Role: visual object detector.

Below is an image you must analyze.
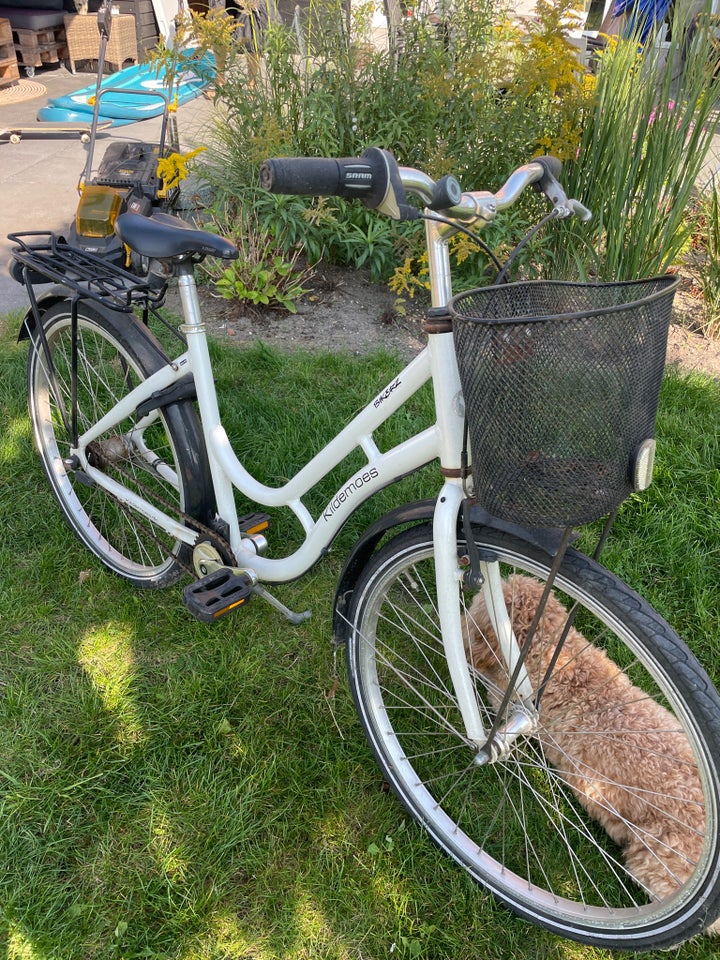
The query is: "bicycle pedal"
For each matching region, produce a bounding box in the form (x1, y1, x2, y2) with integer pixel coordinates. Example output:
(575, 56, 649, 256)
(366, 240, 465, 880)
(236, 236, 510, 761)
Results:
(238, 512, 270, 535)
(183, 567, 255, 623)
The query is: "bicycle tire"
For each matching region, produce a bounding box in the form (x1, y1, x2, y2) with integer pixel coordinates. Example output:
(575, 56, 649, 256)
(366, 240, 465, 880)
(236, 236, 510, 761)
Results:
(26, 300, 214, 587)
(346, 522, 720, 949)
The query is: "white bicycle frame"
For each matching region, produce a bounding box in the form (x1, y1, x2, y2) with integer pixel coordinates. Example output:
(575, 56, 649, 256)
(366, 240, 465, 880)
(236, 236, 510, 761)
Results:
(69, 164, 558, 751)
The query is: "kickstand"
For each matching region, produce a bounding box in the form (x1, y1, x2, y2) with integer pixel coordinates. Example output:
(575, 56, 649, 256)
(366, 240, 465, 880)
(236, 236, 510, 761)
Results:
(252, 584, 311, 625)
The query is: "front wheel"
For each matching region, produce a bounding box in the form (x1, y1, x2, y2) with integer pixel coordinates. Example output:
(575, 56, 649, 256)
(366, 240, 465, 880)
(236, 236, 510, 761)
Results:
(26, 300, 214, 587)
(346, 523, 720, 949)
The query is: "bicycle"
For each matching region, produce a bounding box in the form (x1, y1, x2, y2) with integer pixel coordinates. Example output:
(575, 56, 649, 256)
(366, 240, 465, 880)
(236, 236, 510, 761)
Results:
(9, 147, 720, 950)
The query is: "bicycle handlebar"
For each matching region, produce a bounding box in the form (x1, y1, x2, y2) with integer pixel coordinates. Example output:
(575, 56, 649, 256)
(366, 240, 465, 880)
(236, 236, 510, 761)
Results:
(260, 149, 592, 224)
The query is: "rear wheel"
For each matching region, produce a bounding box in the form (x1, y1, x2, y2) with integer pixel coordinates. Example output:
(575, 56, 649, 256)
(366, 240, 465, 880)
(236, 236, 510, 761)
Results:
(26, 300, 214, 587)
(346, 523, 720, 949)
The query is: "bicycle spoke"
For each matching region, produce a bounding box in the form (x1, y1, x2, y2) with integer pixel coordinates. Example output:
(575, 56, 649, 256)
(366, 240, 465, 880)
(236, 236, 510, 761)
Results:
(348, 525, 720, 945)
(27, 303, 211, 586)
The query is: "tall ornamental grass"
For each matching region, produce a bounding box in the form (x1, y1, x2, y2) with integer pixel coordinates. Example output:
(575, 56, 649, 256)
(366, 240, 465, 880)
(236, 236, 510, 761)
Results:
(544, 6, 720, 281)
(685, 181, 720, 338)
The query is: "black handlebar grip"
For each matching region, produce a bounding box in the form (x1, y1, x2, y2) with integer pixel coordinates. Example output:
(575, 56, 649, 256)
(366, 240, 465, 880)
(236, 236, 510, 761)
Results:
(259, 156, 377, 199)
(535, 155, 563, 180)
(260, 149, 419, 221)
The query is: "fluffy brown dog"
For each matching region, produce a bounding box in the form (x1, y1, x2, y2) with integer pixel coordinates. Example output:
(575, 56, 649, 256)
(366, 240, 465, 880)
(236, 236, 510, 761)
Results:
(464, 574, 717, 932)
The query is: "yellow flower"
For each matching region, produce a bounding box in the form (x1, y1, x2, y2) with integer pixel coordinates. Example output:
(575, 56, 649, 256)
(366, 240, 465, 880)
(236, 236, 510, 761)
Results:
(156, 146, 206, 193)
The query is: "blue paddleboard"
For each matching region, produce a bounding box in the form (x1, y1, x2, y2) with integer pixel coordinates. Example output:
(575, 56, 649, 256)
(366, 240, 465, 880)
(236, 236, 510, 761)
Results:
(38, 52, 214, 126)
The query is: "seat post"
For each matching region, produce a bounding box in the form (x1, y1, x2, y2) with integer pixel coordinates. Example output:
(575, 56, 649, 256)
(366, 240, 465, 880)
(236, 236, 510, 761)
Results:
(176, 261, 204, 331)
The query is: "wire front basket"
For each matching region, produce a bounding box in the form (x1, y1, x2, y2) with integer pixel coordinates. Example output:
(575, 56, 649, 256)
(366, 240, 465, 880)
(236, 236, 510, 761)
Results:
(450, 277, 678, 528)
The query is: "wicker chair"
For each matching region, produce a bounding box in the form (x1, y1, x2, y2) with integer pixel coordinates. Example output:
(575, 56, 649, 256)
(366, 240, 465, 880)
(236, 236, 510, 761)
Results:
(64, 12, 137, 73)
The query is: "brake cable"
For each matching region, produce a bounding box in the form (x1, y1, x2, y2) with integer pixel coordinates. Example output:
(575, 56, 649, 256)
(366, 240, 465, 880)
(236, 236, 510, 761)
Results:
(420, 212, 504, 274)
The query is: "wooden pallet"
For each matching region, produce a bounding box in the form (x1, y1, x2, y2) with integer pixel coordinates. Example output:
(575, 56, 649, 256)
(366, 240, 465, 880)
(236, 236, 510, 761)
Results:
(13, 24, 67, 71)
(0, 56, 20, 88)
(0, 17, 19, 88)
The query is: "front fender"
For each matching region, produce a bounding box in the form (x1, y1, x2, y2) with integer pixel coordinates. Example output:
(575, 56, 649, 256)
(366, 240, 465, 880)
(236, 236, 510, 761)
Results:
(332, 498, 436, 646)
(332, 500, 572, 646)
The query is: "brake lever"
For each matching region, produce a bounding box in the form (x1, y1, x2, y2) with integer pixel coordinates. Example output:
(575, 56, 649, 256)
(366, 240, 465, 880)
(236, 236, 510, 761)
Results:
(566, 198, 593, 221)
(529, 156, 591, 222)
(555, 198, 593, 222)
(365, 148, 420, 221)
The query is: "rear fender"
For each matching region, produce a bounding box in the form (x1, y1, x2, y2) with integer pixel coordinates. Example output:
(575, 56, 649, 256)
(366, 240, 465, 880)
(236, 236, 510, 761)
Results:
(17, 286, 75, 342)
(17, 288, 141, 349)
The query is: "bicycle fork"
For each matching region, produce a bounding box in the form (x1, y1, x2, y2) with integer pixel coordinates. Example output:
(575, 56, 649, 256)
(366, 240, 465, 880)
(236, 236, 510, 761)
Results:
(433, 483, 485, 745)
(433, 485, 537, 761)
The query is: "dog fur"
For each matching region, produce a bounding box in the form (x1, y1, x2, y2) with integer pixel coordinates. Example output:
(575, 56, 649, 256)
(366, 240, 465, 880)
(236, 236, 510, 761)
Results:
(463, 574, 717, 933)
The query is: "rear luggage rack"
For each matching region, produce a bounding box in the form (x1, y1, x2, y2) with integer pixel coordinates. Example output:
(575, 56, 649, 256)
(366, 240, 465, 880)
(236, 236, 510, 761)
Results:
(8, 231, 167, 312)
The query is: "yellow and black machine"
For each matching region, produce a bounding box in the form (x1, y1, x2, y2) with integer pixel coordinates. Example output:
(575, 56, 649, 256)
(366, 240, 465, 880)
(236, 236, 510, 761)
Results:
(69, 0, 202, 270)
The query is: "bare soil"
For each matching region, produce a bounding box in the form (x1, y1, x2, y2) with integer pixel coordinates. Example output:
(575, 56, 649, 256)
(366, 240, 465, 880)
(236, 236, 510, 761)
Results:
(192, 265, 720, 379)
(665, 282, 720, 379)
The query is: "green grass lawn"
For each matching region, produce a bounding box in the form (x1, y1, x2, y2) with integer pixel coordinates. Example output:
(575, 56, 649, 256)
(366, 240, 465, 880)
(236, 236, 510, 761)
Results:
(1, 310, 719, 960)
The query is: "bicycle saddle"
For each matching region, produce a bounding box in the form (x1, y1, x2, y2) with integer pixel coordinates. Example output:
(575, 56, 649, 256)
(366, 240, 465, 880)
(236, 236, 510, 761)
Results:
(114, 212, 239, 261)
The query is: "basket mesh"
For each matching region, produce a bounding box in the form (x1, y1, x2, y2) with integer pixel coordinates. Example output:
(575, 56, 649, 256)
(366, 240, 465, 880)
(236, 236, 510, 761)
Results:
(450, 277, 678, 527)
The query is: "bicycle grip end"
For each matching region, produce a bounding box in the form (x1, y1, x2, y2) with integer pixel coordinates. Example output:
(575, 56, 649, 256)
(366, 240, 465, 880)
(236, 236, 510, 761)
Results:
(534, 155, 563, 181)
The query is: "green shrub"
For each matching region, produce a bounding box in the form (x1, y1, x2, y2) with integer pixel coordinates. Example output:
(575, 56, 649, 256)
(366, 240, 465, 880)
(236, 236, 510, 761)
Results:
(192, 2, 720, 308)
(198, 0, 591, 285)
(202, 205, 312, 313)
